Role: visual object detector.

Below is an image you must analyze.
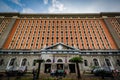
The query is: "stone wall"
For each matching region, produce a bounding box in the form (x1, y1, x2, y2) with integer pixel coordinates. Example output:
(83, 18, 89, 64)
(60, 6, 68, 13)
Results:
(0, 54, 120, 73)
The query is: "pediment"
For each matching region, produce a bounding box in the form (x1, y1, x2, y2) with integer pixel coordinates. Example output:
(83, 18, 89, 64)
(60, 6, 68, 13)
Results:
(42, 43, 78, 50)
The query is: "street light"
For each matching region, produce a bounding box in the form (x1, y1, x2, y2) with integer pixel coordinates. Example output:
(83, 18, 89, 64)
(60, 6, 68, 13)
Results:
(35, 58, 44, 79)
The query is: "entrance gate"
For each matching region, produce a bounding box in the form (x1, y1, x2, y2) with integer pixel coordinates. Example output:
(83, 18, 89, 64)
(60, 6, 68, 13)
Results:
(44, 64, 51, 73)
(69, 64, 76, 73)
(57, 64, 63, 69)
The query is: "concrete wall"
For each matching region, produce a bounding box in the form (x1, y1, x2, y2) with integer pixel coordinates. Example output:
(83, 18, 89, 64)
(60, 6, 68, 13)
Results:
(103, 18, 120, 49)
(0, 18, 16, 48)
(0, 54, 40, 72)
(0, 54, 120, 73)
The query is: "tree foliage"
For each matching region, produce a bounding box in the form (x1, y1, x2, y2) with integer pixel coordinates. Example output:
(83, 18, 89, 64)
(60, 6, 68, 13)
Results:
(69, 56, 83, 79)
(69, 56, 83, 63)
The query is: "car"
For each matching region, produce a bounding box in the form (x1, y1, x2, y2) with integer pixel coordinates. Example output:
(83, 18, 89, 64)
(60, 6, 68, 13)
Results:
(92, 67, 113, 77)
(91, 67, 100, 74)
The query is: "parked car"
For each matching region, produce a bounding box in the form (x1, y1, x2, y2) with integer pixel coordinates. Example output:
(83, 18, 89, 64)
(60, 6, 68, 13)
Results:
(92, 67, 112, 77)
(91, 67, 100, 74)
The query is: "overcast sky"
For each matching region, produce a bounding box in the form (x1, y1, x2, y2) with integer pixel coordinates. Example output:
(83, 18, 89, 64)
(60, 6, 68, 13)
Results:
(0, 0, 120, 13)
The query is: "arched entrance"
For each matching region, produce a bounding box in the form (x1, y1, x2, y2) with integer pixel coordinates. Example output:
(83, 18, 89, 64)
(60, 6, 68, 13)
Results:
(57, 59, 63, 69)
(69, 64, 76, 73)
(44, 59, 52, 73)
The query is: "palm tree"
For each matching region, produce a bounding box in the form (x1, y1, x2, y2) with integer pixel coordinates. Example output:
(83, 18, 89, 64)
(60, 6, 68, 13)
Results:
(69, 56, 83, 79)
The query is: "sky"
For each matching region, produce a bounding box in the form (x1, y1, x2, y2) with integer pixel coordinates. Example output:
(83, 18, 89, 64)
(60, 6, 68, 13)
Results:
(0, 0, 120, 13)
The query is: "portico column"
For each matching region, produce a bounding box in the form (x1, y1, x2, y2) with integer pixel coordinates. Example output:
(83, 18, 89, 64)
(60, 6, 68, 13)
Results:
(52, 54, 56, 70)
(64, 63, 69, 74)
(51, 63, 56, 70)
(40, 63, 44, 73)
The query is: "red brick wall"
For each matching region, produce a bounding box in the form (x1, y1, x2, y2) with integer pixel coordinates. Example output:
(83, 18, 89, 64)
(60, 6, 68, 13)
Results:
(2, 18, 118, 50)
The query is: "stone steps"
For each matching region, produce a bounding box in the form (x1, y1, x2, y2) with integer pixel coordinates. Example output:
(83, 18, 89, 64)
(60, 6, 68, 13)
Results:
(40, 73, 77, 79)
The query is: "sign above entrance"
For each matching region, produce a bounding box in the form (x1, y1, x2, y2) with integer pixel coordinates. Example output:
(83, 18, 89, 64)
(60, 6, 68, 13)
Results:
(57, 45, 63, 50)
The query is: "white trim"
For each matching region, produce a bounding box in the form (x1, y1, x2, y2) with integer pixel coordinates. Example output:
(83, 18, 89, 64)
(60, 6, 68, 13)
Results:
(93, 58, 99, 66)
(19, 58, 23, 67)
(57, 58, 64, 63)
(109, 58, 114, 69)
(6, 58, 12, 69)
(20, 58, 27, 66)
(6, 58, 15, 69)
(104, 58, 113, 69)
(46, 59, 52, 63)
(97, 59, 101, 67)
(111, 57, 115, 69)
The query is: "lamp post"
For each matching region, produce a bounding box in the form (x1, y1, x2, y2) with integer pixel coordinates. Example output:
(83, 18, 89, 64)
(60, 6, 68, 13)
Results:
(36, 59, 44, 79)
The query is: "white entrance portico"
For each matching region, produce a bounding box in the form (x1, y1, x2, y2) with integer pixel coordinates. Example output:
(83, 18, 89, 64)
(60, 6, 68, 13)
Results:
(40, 43, 79, 74)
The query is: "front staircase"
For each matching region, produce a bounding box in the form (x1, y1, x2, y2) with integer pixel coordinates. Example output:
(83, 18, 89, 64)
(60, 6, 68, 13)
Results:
(40, 73, 77, 79)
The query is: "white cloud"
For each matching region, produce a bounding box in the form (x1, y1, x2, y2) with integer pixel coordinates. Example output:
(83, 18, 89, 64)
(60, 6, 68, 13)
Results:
(11, 0, 23, 7)
(48, 0, 66, 13)
(43, 0, 48, 4)
(54, 1, 102, 13)
(22, 8, 35, 13)
(0, 1, 17, 12)
(47, 0, 120, 13)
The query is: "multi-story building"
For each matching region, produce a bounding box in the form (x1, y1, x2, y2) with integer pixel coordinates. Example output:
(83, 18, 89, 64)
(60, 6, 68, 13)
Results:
(0, 12, 120, 74)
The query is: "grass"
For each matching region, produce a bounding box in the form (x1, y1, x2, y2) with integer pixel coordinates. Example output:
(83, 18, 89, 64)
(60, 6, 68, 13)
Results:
(0, 72, 113, 80)
(42, 77, 75, 80)
(20, 78, 33, 80)
(0, 77, 111, 80)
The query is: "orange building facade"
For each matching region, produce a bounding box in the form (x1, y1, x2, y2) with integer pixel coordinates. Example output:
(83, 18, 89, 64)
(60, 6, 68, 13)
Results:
(0, 13, 120, 74)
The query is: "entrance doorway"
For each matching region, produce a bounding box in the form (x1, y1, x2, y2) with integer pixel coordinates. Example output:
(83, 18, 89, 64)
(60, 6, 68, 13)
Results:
(69, 64, 76, 73)
(44, 64, 51, 73)
(57, 64, 63, 69)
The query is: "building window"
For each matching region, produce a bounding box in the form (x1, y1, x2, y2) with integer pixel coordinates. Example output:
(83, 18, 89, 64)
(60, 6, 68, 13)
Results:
(93, 59, 99, 66)
(57, 59, 63, 62)
(9, 58, 16, 66)
(46, 59, 51, 62)
(84, 60, 88, 66)
(0, 59, 4, 66)
(21, 58, 27, 66)
(117, 59, 120, 66)
(105, 59, 111, 66)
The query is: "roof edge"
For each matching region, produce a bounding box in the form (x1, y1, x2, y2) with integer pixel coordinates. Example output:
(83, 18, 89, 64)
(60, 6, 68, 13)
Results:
(0, 12, 120, 17)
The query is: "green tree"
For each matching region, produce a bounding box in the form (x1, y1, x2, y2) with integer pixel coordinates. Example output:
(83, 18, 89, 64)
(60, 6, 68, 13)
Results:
(69, 56, 83, 79)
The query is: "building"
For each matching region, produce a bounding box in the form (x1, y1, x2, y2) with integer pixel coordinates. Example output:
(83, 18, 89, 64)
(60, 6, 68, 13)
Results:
(0, 12, 120, 74)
